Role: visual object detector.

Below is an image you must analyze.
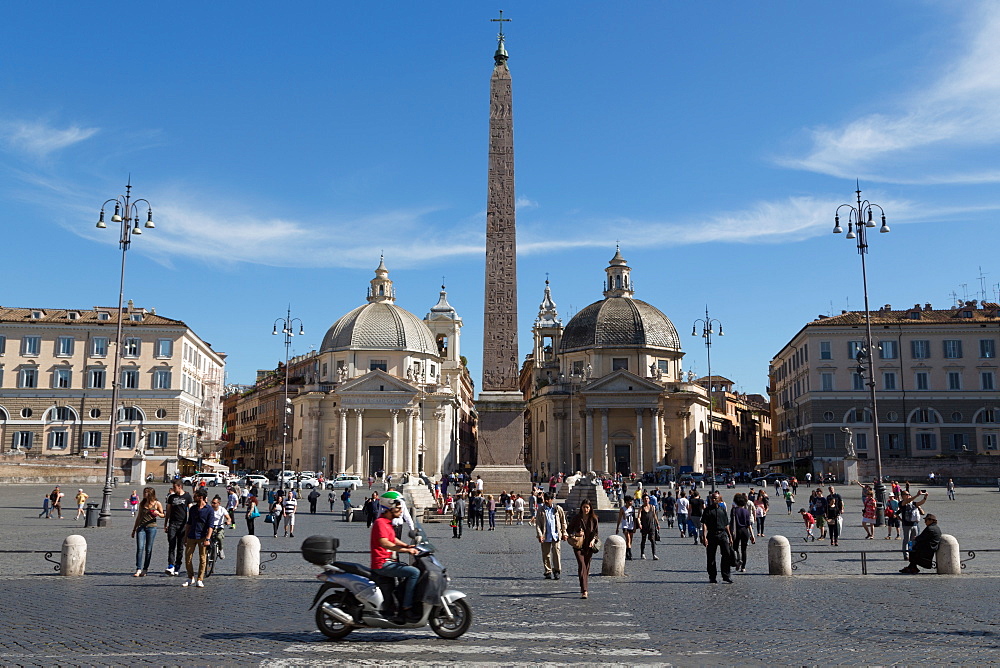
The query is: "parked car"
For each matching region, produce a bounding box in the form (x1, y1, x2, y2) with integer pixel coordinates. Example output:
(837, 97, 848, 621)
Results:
(752, 472, 789, 486)
(239, 474, 269, 488)
(293, 475, 321, 489)
(326, 474, 363, 491)
(182, 472, 224, 487)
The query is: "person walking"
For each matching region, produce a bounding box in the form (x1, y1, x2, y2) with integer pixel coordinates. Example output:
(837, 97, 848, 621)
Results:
(363, 493, 379, 528)
(74, 489, 89, 520)
(535, 493, 567, 579)
(861, 489, 877, 539)
(504, 492, 514, 526)
(163, 480, 192, 577)
(946, 479, 956, 501)
(270, 492, 284, 538)
(245, 494, 260, 535)
(514, 494, 526, 525)
(567, 499, 599, 598)
(452, 493, 466, 539)
(128, 489, 139, 517)
(283, 492, 298, 537)
(130, 487, 164, 577)
(182, 490, 213, 587)
(225, 487, 239, 529)
(730, 493, 755, 572)
(638, 494, 660, 560)
(701, 491, 734, 584)
(688, 491, 705, 544)
(470, 492, 485, 530)
(49, 486, 65, 519)
(39, 494, 51, 519)
(675, 492, 689, 538)
(825, 486, 844, 547)
(784, 488, 795, 514)
(662, 491, 676, 528)
(885, 493, 901, 539)
(308, 488, 320, 514)
(616, 496, 638, 560)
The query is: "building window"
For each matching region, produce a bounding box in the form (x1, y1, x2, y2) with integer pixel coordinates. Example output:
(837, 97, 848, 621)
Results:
(852, 372, 865, 391)
(980, 339, 996, 359)
(883, 372, 897, 390)
(823, 411, 835, 422)
(150, 431, 168, 448)
(31, 310, 43, 319)
(130, 313, 143, 322)
(821, 373, 834, 392)
(97, 312, 110, 320)
(980, 371, 995, 391)
(848, 341, 864, 360)
(824, 433, 836, 449)
(19, 368, 38, 388)
(121, 369, 139, 389)
(612, 358, 628, 371)
(887, 411, 899, 422)
(572, 361, 584, 375)
(152, 369, 172, 390)
(88, 369, 106, 389)
(122, 338, 141, 358)
(117, 430, 136, 449)
(886, 433, 902, 450)
(91, 337, 109, 357)
(657, 359, 669, 373)
(155, 339, 173, 358)
(56, 336, 74, 357)
(856, 433, 868, 450)
(54, 369, 72, 389)
(950, 433, 967, 451)
(89, 408, 102, 418)
(914, 408, 939, 423)
(916, 433, 937, 450)
(12, 431, 33, 449)
(119, 406, 142, 421)
(976, 409, 997, 424)
(911, 340, 930, 359)
(0, 335, 5, 354)
(155, 408, 167, 419)
(879, 340, 898, 359)
(947, 371, 962, 390)
(20, 407, 32, 418)
(84, 431, 102, 449)
(943, 340, 963, 359)
(915, 372, 929, 391)
(21, 336, 41, 356)
(369, 359, 387, 372)
(48, 430, 68, 450)
(984, 433, 998, 451)
(951, 411, 963, 422)
(849, 408, 871, 423)
(819, 341, 832, 360)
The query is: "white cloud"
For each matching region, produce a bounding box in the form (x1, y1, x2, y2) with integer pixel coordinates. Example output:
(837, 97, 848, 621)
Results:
(516, 196, 539, 210)
(0, 120, 99, 158)
(780, 3, 1000, 185)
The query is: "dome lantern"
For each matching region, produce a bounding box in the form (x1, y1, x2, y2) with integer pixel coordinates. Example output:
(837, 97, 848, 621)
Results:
(603, 245, 634, 298)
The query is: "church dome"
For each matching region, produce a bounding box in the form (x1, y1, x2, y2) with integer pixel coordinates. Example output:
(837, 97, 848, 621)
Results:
(559, 248, 680, 352)
(320, 259, 439, 356)
(560, 297, 681, 352)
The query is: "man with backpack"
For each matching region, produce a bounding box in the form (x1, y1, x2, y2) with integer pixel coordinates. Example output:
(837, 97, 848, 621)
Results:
(898, 490, 929, 556)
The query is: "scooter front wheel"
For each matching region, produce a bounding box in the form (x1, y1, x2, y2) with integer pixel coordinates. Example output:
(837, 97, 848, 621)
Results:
(315, 593, 355, 640)
(429, 597, 472, 639)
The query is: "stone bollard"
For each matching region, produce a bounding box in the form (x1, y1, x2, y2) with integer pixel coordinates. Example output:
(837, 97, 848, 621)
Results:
(236, 535, 261, 576)
(601, 535, 626, 576)
(61, 535, 86, 576)
(768, 535, 792, 576)
(936, 534, 961, 574)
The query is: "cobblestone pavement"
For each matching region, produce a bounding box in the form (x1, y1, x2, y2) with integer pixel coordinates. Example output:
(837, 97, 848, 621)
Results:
(1, 482, 998, 666)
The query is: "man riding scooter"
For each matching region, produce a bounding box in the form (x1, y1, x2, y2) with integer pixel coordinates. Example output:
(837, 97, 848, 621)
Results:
(371, 497, 420, 623)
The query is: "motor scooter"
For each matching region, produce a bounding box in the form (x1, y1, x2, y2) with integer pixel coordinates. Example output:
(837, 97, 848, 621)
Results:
(302, 526, 471, 640)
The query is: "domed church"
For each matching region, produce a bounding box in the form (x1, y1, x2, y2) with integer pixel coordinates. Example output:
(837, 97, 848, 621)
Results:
(521, 249, 712, 477)
(290, 259, 475, 478)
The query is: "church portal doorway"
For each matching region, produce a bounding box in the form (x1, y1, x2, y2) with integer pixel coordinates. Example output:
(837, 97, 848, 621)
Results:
(368, 446, 385, 477)
(614, 445, 631, 476)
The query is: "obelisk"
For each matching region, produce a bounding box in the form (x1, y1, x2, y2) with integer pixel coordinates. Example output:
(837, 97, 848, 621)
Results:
(474, 12, 531, 494)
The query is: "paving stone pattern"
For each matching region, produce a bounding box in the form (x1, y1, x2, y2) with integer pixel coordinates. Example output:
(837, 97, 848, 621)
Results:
(0, 482, 998, 665)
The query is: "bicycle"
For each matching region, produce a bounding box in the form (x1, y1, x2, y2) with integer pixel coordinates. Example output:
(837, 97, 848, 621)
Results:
(205, 528, 225, 577)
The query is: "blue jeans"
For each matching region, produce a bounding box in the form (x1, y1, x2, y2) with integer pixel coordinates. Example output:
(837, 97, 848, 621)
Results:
(488, 509, 496, 528)
(135, 526, 157, 571)
(375, 560, 420, 610)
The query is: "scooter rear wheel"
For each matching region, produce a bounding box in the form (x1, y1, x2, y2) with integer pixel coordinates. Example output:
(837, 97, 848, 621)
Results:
(429, 598, 472, 639)
(316, 593, 354, 640)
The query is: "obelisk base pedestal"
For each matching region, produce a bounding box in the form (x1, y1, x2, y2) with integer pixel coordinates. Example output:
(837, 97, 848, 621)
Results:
(475, 392, 531, 496)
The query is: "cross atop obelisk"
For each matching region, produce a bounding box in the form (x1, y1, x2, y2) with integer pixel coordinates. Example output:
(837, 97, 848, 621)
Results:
(475, 11, 530, 493)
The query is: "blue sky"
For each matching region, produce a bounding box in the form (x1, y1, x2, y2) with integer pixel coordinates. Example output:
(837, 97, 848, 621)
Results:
(2, 2, 998, 394)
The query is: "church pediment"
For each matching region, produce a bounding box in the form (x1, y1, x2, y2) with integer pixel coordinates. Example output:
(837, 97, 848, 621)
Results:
(338, 369, 418, 396)
(582, 369, 662, 395)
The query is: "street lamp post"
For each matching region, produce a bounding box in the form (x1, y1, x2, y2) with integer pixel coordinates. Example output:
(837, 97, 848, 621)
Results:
(833, 182, 889, 525)
(95, 180, 155, 527)
(692, 307, 724, 493)
(272, 307, 304, 492)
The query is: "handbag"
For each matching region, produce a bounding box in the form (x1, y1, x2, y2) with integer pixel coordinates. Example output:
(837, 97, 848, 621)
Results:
(590, 536, 600, 553)
(654, 528, 661, 542)
(567, 532, 585, 549)
(264, 513, 274, 524)
(249, 507, 261, 519)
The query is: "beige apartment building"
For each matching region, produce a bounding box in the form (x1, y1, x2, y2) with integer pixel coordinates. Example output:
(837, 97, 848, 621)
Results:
(770, 300, 1000, 480)
(0, 304, 226, 480)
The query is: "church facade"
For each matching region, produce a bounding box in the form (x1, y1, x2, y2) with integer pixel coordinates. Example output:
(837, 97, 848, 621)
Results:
(520, 250, 714, 478)
(288, 259, 476, 478)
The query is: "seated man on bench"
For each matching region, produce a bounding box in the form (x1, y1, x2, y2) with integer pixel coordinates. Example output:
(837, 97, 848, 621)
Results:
(899, 513, 941, 574)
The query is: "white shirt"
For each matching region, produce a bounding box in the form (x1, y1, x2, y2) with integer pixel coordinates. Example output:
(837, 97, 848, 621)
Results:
(676, 497, 690, 514)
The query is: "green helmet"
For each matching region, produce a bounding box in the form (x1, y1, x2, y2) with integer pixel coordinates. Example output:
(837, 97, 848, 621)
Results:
(379, 490, 404, 512)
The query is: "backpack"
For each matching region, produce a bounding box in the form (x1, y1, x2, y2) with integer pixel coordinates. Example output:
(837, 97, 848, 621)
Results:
(341, 491, 349, 501)
(902, 503, 920, 524)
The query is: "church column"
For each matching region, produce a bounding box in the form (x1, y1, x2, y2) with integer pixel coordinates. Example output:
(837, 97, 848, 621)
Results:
(338, 408, 348, 474)
(584, 409, 594, 472)
(353, 409, 364, 475)
(435, 408, 447, 476)
(410, 408, 420, 473)
(553, 411, 566, 475)
(600, 408, 609, 474)
(635, 408, 645, 475)
(402, 409, 412, 475)
(389, 409, 400, 475)
(651, 409, 661, 468)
